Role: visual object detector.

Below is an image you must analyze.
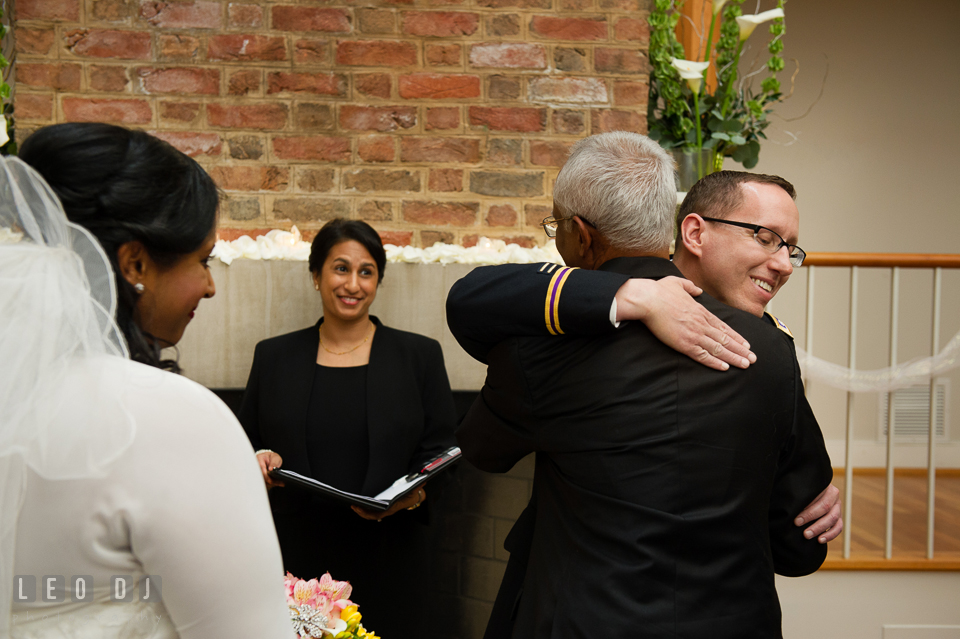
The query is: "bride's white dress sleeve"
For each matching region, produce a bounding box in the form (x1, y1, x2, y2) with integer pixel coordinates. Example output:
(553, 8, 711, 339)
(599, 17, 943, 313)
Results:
(11, 358, 291, 639)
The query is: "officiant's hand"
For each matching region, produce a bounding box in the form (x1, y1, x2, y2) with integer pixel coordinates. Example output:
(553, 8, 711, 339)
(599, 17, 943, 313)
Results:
(256, 450, 285, 489)
(351, 487, 426, 522)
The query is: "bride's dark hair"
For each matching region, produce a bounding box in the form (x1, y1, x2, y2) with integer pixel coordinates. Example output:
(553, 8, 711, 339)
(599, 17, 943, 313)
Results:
(19, 122, 219, 372)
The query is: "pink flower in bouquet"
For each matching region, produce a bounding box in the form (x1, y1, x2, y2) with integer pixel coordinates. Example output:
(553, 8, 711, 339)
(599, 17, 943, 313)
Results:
(317, 572, 353, 604)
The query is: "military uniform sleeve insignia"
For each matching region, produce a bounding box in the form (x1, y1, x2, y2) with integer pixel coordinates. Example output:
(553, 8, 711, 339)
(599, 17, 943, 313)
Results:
(765, 311, 794, 339)
(540, 263, 575, 335)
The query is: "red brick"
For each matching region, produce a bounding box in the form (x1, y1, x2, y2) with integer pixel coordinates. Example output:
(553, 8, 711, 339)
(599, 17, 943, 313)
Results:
(399, 73, 479, 100)
(468, 43, 546, 69)
(141, 1, 221, 28)
(489, 75, 520, 100)
(93, 0, 135, 22)
(138, 67, 220, 95)
(228, 70, 259, 95)
(65, 29, 152, 60)
(357, 200, 393, 221)
(150, 131, 221, 157)
(357, 9, 395, 34)
(420, 230, 454, 246)
(160, 101, 201, 122)
(530, 140, 573, 167)
(272, 6, 351, 33)
(487, 138, 521, 165)
(599, 0, 640, 9)
(614, 80, 647, 106)
(159, 35, 200, 60)
(358, 136, 395, 162)
(403, 200, 477, 226)
(426, 107, 458, 130)
(62, 98, 152, 124)
(295, 104, 334, 130)
(486, 13, 520, 36)
(294, 39, 327, 64)
(529, 77, 607, 103)
(429, 168, 462, 192)
(228, 3, 262, 28)
(426, 44, 460, 67)
(16, 28, 56, 55)
(273, 136, 351, 161)
(524, 203, 552, 227)
(343, 169, 420, 192)
(470, 171, 543, 197)
(401, 11, 478, 37)
(477, 0, 549, 8)
(298, 168, 336, 192)
(529, 16, 607, 41)
(207, 103, 287, 129)
(17, 63, 81, 91)
(553, 109, 585, 134)
(591, 109, 645, 133)
(208, 35, 287, 61)
(594, 48, 649, 74)
(209, 166, 289, 191)
(356, 74, 391, 99)
(216, 227, 274, 242)
(14, 94, 54, 121)
(614, 17, 649, 42)
(267, 72, 347, 96)
(561, 0, 592, 9)
(90, 65, 129, 92)
(379, 231, 413, 247)
(486, 204, 517, 226)
(340, 105, 416, 132)
(17, 0, 78, 21)
(336, 41, 416, 67)
(469, 107, 545, 132)
(401, 137, 480, 163)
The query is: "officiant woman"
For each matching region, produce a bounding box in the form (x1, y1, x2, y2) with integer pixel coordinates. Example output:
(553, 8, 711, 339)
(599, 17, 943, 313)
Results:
(239, 218, 457, 637)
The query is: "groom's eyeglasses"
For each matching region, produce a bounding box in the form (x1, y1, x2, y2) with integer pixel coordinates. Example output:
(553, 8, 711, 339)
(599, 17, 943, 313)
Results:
(701, 217, 806, 267)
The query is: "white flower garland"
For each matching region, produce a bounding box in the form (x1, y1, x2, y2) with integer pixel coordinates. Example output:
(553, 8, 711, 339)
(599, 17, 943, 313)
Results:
(211, 226, 562, 266)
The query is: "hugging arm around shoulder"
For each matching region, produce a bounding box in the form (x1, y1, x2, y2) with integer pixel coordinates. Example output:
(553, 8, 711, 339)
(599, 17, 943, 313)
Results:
(446, 263, 627, 364)
(768, 362, 834, 576)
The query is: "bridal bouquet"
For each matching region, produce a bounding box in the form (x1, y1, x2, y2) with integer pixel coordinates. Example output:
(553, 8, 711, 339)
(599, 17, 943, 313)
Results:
(648, 0, 787, 171)
(285, 572, 379, 639)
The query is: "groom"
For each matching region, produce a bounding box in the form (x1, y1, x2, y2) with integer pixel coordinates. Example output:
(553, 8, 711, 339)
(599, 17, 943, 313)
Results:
(447, 132, 834, 638)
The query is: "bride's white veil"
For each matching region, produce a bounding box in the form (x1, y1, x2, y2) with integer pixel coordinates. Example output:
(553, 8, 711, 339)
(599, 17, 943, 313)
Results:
(0, 156, 135, 632)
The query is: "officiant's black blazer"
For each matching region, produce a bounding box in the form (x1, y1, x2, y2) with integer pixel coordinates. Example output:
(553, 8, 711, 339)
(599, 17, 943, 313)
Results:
(452, 257, 832, 639)
(238, 316, 457, 501)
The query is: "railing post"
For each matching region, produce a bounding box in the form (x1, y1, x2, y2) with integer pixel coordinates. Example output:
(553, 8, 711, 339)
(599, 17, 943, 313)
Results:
(884, 267, 900, 559)
(804, 266, 815, 387)
(842, 266, 858, 559)
(927, 267, 943, 559)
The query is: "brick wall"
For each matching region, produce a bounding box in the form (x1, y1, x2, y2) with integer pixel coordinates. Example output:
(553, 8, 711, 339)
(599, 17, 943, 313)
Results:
(13, 0, 651, 247)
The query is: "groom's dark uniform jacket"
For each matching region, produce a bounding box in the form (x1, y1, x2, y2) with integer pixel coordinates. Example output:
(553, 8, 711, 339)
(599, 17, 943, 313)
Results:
(448, 257, 832, 639)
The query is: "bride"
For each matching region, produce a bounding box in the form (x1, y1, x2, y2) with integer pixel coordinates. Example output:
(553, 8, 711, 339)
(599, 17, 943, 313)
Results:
(0, 124, 290, 637)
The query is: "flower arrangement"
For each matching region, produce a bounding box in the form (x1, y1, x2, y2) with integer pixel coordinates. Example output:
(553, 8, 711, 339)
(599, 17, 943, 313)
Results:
(285, 572, 379, 639)
(647, 0, 787, 172)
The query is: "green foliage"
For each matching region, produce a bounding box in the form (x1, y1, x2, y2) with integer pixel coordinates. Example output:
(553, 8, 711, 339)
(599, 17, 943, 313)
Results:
(647, 0, 788, 170)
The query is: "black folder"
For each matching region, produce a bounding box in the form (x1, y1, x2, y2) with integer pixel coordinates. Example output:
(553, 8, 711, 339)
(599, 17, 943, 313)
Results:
(269, 446, 461, 512)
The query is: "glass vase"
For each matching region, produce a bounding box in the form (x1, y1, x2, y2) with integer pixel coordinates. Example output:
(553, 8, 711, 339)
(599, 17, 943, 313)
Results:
(670, 148, 720, 192)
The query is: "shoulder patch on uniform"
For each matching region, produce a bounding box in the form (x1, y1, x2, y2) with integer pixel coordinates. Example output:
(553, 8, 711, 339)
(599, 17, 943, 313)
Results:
(765, 311, 794, 339)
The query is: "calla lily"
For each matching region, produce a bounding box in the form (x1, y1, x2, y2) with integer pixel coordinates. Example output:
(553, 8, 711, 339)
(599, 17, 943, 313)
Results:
(735, 8, 785, 41)
(712, 0, 729, 15)
(670, 58, 710, 92)
(0, 115, 9, 148)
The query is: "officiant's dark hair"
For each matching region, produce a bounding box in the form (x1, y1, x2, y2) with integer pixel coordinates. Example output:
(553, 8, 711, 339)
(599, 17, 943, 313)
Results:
(19, 122, 220, 373)
(309, 219, 387, 285)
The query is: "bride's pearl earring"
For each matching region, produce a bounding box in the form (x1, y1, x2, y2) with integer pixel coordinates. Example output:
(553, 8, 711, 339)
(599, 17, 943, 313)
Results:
(134, 283, 145, 293)
(315, 284, 319, 291)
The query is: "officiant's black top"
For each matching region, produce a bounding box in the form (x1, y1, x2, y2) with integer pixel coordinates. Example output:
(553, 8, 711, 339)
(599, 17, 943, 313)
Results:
(305, 365, 369, 494)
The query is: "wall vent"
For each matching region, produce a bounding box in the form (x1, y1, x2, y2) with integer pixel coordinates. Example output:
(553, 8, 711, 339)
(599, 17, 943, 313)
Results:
(878, 379, 949, 442)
